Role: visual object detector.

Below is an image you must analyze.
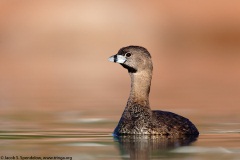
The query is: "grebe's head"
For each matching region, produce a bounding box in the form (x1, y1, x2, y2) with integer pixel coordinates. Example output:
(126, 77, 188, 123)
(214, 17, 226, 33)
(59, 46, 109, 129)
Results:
(108, 46, 153, 73)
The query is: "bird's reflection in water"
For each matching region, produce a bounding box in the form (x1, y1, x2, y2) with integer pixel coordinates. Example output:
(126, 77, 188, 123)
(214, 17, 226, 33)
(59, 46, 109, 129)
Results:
(114, 134, 198, 160)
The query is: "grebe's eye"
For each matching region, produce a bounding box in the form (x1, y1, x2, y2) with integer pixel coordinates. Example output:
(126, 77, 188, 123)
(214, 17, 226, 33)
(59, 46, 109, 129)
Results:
(125, 52, 132, 57)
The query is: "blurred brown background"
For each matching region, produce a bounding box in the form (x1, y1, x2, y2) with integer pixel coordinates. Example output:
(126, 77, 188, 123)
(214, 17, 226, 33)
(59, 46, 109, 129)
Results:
(0, 1, 240, 124)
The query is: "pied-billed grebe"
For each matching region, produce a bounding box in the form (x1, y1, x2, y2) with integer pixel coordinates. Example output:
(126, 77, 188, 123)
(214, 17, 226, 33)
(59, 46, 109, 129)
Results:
(108, 46, 199, 137)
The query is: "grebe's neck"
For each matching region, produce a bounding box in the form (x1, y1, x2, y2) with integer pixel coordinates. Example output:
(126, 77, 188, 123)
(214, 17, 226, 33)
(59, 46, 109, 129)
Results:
(127, 69, 152, 107)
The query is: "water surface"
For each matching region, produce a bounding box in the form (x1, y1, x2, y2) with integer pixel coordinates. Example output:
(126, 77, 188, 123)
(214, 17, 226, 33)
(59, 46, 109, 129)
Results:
(0, 111, 239, 160)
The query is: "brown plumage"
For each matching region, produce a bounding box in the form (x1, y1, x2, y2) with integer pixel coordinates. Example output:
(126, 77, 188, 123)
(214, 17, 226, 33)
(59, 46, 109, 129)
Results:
(108, 46, 199, 137)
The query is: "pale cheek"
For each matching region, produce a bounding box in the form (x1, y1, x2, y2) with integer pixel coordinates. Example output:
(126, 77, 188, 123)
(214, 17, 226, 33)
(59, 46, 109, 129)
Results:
(138, 59, 146, 69)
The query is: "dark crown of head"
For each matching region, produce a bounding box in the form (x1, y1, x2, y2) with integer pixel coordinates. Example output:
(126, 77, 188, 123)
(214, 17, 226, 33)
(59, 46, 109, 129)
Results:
(118, 46, 151, 58)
